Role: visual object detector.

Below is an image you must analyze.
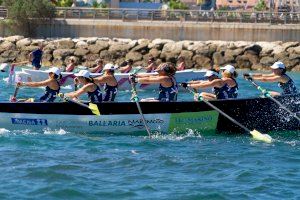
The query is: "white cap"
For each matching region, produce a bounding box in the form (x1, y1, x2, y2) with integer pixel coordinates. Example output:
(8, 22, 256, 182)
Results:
(103, 63, 116, 71)
(46, 67, 61, 76)
(74, 70, 90, 78)
(0, 63, 9, 72)
(270, 61, 285, 69)
(204, 70, 219, 77)
(220, 65, 235, 73)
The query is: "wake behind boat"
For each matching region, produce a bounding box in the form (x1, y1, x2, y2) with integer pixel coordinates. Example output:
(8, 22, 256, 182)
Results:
(1, 94, 299, 135)
(13, 68, 206, 90)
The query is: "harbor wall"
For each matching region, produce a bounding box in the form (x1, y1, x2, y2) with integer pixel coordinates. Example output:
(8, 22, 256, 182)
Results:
(0, 36, 300, 71)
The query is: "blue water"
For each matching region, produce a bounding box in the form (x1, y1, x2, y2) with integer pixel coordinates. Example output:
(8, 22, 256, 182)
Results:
(0, 70, 299, 199)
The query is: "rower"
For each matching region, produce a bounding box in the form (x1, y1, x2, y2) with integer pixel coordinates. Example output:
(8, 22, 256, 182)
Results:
(144, 57, 157, 73)
(119, 59, 133, 73)
(65, 70, 102, 103)
(176, 56, 186, 71)
(94, 63, 118, 102)
(220, 65, 239, 98)
(65, 57, 76, 72)
(132, 63, 178, 102)
(244, 61, 298, 96)
(183, 69, 228, 100)
(17, 67, 61, 102)
(89, 59, 104, 73)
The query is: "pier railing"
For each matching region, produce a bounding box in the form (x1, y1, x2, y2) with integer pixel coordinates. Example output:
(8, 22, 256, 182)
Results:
(1, 6, 300, 24)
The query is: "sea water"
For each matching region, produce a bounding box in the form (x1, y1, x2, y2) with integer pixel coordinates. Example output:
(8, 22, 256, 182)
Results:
(0, 70, 299, 199)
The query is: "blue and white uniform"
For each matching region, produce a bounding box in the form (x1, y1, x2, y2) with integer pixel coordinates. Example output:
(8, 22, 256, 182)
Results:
(39, 81, 60, 102)
(103, 83, 118, 102)
(88, 84, 102, 103)
(158, 76, 178, 102)
(212, 82, 228, 100)
(226, 78, 239, 98)
(278, 74, 298, 95)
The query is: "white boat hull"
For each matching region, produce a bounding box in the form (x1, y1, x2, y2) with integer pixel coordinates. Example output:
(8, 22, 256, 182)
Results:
(14, 69, 206, 90)
(0, 111, 219, 134)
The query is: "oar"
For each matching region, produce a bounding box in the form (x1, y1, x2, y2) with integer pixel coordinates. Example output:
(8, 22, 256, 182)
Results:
(10, 85, 19, 102)
(181, 84, 272, 143)
(129, 70, 151, 137)
(58, 94, 100, 116)
(245, 78, 300, 122)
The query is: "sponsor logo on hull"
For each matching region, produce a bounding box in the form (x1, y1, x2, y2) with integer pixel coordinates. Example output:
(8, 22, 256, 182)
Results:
(11, 118, 48, 126)
(89, 119, 164, 129)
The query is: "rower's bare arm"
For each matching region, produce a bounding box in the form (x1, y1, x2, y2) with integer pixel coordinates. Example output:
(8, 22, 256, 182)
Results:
(138, 76, 165, 84)
(254, 75, 281, 82)
(66, 85, 89, 98)
(190, 80, 218, 89)
(94, 76, 106, 84)
(24, 79, 51, 87)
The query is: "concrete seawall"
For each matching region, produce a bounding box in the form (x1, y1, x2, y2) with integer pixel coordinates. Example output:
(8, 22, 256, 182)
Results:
(31, 19, 300, 42)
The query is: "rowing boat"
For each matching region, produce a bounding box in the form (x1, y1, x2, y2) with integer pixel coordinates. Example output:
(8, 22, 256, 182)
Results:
(12, 68, 206, 90)
(0, 94, 299, 134)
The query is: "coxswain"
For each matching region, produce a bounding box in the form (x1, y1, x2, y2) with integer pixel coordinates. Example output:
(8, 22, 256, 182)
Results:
(244, 61, 298, 96)
(132, 63, 178, 102)
(17, 67, 61, 102)
(65, 70, 102, 103)
(94, 63, 118, 102)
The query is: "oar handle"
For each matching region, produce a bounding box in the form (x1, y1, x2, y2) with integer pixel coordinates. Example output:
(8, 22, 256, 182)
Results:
(246, 79, 271, 97)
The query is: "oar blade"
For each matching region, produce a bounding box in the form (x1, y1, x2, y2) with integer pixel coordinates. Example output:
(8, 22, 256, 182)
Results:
(89, 103, 100, 116)
(250, 129, 272, 143)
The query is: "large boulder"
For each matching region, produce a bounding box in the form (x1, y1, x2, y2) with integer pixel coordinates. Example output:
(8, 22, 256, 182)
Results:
(1, 50, 20, 61)
(178, 50, 194, 69)
(95, 40, 109, 51)
(274, 52, 288, 60)
(244, 52, 259, 65)
(148, 48, 161, 58)
(125, 51, 143, 62)
(0, 41, 16, 53)
(282, 41, 299, 50)
(53, 49, 75, 59)
(74, 48, 89, 57)
(16, 38, 31, 48)
(193, 55, 211, 69)
(224, 48, 244, 58)
(55, 39, 75, 49)
(83, 54, 99, 62)
(244, 44, 262, 55)
(256, 42, 277, 56)
(75, 41, 88, 49)
(212, 52, 225, 65)
(88, 44, 104, 54)
(161, 42, 183, 59)
(289, 53, 300, 60)
(108, 43, 132, 53)
(15, 51, 30, 62)
(236, 55, 251, 69)
(281, 58, 299, 70)
(131, 41, 149, 52)
(260, 56, 277, 66)
(52, 58, 64, 66)
(293, 46, 300, 54)
(148, 39, 173, 49)
(291, 65, 300, 72)
(5, 35, 24, 43)
(42, 54, 53, 67)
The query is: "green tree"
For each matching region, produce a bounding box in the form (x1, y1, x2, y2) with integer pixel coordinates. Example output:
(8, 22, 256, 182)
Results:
(0, 0, 3, 5)
(254, 0, 267, 11)
(3, 0, 55, 36)
(168, 0, 189, 10)
(55, 0, 73, 7)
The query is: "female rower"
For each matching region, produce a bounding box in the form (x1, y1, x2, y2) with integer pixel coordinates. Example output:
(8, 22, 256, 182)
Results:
(132, 63, 178, 102)
(65, 70, 102, 103)
(66, 57, 76, 72)
(176, 56, 186, 71)
(94, 63, 118, 102)
(220, 65, 239, 98)
(17, 67, 61, 102)
(119, 59, 133, 73)
(89, 59, 104, 73)
(144, 57, 157, 73)
(183, 69, 228, 100)
(244, 61, 298, 96)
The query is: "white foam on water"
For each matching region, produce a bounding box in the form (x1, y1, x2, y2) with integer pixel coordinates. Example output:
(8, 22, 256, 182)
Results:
(131, 150, 138, 154)
(61, 85, 73, 90)
(43, 128, 68, 135)
(149, 128, 202, 141)
(0, 128, 10, 134)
